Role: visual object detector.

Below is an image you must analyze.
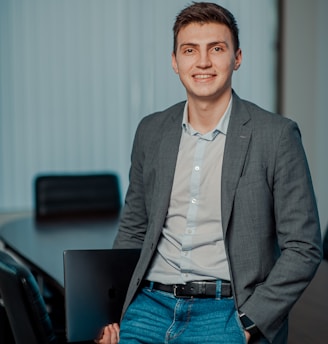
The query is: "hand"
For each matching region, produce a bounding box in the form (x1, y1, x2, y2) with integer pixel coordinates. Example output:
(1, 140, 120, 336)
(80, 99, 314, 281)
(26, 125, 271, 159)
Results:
(244, 330, 251, 343)
(95, 323, 120, 344)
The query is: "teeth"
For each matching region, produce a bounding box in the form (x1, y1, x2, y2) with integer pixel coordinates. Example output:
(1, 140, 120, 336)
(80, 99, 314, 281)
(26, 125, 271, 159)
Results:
(194, 74, 213, 79)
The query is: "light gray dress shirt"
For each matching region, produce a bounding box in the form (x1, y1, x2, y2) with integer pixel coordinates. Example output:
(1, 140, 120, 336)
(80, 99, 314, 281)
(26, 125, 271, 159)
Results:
(146, 98, 232, 284)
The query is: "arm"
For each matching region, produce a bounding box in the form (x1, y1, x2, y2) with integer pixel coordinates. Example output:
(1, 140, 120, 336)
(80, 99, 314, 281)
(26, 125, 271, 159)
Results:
(240, 121, 322, 341)
(113, 119, 149, 249)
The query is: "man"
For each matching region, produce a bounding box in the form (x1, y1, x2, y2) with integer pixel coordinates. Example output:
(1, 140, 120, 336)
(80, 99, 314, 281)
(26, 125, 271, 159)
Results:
(97, 2, 322, 343)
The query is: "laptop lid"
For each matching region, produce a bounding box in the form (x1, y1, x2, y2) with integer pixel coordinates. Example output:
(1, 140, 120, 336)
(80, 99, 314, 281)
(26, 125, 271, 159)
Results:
(63, 248, 140, 342)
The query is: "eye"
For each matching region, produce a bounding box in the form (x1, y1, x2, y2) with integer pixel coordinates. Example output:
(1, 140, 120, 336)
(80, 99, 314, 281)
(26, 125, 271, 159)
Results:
(184, 48, 194, 54)
(213, 46, 222, 52)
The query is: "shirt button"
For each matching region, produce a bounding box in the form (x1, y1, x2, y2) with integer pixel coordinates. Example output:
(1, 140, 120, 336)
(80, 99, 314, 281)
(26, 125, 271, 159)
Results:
(191, 198, 197, 204)
(195, 166, 200, 171)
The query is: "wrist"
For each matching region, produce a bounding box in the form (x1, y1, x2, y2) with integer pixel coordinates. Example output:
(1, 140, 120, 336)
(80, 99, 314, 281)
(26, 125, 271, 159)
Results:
(239, 312, 259, 336)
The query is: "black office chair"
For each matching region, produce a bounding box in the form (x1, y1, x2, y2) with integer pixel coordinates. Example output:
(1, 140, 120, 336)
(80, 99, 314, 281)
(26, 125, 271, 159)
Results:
(323, 225, 328, 261)
(0, 250, 57, 344)
(34, 173, 121, 220)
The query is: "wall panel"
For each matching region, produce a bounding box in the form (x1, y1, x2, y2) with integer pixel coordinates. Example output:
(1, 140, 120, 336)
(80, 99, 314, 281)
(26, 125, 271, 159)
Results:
(0, 0, 278, 210)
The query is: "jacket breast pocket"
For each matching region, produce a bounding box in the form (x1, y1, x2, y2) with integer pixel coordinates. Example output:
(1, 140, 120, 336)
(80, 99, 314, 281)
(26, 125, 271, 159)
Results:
(235, 163, 274, 230)
(237, 163, 269, 189)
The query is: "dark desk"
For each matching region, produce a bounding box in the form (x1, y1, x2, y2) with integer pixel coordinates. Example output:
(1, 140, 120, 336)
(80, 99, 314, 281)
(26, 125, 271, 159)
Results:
(0, 215, 119, 294)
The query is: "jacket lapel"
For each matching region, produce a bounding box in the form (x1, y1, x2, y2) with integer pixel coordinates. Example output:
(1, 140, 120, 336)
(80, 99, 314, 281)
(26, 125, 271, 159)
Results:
(151, 103, 185, 231)
(221, 94, 252, 236)
(149, 97, 251, 238)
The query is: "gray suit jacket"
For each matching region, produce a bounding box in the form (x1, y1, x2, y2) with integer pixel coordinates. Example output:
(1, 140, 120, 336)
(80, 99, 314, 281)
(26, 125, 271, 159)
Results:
(113, 92, 322, 343)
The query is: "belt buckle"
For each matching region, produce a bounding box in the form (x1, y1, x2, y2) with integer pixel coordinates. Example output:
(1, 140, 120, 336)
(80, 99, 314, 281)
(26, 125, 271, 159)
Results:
(173, 285, 192, 298)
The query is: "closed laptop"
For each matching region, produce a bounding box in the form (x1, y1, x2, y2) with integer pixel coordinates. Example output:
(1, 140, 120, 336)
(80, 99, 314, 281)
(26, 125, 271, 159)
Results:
(63, 249, 140, 342)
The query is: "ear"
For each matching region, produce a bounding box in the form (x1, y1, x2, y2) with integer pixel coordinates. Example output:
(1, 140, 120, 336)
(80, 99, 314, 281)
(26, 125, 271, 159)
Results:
(234, 48, 242, 71)
(171, 52, 179, 74)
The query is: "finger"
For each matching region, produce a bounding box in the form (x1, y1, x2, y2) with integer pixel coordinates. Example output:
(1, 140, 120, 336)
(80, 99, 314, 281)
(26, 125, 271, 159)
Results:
(113, 323, 120, 342)
(94, 323, 120, 344)
(101, 326, 112, 344)
(108, 324, 119, 344)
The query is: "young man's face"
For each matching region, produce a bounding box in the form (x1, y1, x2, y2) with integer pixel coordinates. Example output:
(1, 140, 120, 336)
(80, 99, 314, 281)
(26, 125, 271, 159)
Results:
(172, 22, 242, 102)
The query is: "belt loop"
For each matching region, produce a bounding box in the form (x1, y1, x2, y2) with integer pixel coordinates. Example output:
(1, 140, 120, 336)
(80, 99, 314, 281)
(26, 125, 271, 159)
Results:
(216, 280, 222, 299)
(148, 281, 154, 291)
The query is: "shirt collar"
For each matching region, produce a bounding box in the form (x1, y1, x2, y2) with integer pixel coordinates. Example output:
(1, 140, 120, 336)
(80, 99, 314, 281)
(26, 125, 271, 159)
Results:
(182, 96, 232, 136)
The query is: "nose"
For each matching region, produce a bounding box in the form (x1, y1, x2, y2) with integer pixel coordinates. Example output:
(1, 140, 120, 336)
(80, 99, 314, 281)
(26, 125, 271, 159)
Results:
(197, 51, 212, 68)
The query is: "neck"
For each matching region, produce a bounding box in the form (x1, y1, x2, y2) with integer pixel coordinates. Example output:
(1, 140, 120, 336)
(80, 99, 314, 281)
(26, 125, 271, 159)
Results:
(187, 90, 232, 134)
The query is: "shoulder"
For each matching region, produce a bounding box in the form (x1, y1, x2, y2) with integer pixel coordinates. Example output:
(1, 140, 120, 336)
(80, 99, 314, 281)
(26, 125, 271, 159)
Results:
(230, 93, 303, 156)
(233, 92, 298, 131)
(131, 101, 185, 150)
(138, 101, 186, 130)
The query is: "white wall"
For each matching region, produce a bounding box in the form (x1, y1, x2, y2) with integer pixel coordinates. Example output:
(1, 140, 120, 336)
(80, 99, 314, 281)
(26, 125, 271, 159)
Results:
(282, 0, 328, 232)
(0, 0, 278, 211)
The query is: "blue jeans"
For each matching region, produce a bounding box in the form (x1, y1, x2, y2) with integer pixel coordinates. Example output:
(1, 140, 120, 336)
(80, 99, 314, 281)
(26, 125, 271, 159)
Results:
(119, 285, 247, 344)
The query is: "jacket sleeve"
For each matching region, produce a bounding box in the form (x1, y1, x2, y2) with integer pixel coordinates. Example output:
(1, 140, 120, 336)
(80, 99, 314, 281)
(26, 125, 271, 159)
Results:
(113, 119, 149, 249)
(239, 121, 322, 342)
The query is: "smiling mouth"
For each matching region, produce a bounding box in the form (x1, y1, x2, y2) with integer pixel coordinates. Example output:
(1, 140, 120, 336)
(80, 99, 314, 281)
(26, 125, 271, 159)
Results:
(193, 74, 215, 79)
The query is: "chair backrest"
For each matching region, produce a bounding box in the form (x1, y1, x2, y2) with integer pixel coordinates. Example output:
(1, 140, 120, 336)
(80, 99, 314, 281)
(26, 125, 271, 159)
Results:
(0, 251, 57, 344)
(323, 226, 328, 260)
(34, 173, 121, 220)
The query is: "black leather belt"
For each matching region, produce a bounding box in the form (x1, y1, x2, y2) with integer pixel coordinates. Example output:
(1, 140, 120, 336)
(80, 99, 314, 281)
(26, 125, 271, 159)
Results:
(143, 280, 232, 298)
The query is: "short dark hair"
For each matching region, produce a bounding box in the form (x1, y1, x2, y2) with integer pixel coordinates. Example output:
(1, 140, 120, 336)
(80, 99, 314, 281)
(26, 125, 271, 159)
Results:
(173, 2, 240, 54)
